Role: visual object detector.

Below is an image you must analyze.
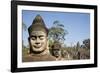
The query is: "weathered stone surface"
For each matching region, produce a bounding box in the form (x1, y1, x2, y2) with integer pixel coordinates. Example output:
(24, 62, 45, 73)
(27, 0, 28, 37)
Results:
(23, 15, 56, 62)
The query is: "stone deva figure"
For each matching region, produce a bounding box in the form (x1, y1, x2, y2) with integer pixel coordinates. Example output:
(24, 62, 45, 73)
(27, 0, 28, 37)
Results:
(23, 14, 55, 62)
(51, 41, 64, 61)
(50, 41, 73, 60)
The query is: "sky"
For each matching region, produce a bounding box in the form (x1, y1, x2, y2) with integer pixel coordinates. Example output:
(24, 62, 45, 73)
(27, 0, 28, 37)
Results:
(22, 10, 90, 47)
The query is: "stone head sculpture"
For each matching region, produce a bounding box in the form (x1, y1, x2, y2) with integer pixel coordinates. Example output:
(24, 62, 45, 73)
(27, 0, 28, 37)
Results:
(51, 41, 61, 58)
(28, 14, 48, 54)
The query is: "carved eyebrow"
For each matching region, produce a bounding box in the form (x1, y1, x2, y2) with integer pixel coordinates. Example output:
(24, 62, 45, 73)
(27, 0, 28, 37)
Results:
(30, 35, 37, 38)
(30, 35, 45, 38)
(39, 35, 44, 37)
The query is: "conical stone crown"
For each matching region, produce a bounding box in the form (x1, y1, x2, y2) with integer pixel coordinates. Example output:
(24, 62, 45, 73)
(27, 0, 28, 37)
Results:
(28, 14, 48, 36)
(32, 14, 45, 25)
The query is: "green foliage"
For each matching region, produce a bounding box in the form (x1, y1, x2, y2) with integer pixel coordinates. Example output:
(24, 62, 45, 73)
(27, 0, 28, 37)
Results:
(48, 39, 54, 49)
(22, 22, 28, 49)
(22, 48, 29, 57)
(48, 20, 68, 51)
(48, 20, 68, 43)
(22, 22, 27, 31)
(76, 41, 80, 49)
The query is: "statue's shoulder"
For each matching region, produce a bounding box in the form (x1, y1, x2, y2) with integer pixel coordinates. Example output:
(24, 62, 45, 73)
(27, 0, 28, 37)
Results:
(23, 53, 56, 62)
(46, 53, 56, 61)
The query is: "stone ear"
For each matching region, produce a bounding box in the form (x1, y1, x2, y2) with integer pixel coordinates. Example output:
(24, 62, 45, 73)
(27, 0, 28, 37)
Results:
(28, 37, 32, 54)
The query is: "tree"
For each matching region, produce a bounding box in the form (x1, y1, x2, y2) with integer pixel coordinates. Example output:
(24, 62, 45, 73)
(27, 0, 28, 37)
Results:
(22, 22, 27, 48)
(48, 20, 68, 43)
(76, 42, 80, 49)
(22, 22, 27, 31)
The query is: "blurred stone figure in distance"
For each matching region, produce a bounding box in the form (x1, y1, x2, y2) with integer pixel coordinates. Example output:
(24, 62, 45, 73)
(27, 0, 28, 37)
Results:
(51, 41, 64, 61)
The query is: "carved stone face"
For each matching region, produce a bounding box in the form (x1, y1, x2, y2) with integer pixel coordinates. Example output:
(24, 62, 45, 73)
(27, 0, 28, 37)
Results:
(52, 49, 61, 58)
(29, 31, 47, 53)
(51, 43, 61, 58)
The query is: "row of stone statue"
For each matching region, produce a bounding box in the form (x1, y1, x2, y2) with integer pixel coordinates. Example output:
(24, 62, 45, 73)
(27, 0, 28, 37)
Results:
(23, 15, 72, 62)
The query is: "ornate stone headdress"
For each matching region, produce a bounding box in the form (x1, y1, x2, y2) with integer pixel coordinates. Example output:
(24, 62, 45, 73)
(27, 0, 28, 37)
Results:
(28, 14, 48, 36)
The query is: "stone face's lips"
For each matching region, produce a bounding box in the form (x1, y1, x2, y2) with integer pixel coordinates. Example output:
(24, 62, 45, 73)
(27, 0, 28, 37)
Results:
(33, 45, 42, 48)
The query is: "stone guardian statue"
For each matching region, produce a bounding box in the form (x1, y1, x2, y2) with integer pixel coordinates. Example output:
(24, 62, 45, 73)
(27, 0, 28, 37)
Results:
(23, 14, 55, 62)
